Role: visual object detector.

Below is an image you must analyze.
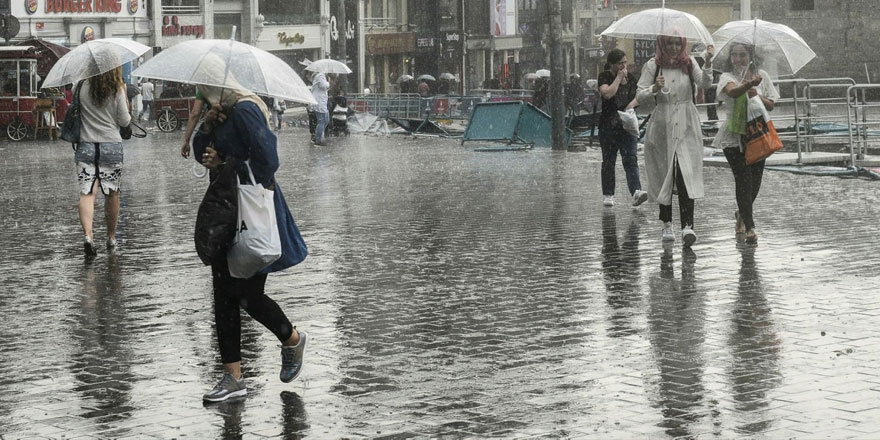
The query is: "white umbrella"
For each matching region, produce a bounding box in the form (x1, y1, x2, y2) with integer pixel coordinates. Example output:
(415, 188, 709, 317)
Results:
(712, 19, 816, 78)
(525, 72, 539, 80)
(600, 7, 714, 46)
(131, 39, 315, 105)
(397, 74, 414, 83)
(439, 72, 457, 80)
(305, 59, 352, 74)
(535, 69, 551, 78)
(42, 38, 151, 87)
(417, 74, 436, 81)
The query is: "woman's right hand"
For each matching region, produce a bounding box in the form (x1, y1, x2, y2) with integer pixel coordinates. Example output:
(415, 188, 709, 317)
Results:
(653, 75, 665, 93)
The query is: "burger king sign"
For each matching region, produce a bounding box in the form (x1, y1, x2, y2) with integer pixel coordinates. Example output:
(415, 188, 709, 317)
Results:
(24, 0, 38, 15)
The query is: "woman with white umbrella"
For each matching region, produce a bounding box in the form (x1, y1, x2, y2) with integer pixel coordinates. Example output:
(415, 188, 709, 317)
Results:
(42, 38, 151, 255)
(193, 60, 308, 403)
(713, 41, 779, 243)
(75, 65, 131, 255)
(636, 31, 714, 247)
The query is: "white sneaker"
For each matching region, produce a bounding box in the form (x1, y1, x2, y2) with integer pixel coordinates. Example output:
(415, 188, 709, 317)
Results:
(632, 190, 648, 207)
(603, 195, 614, 207)
(661, 222, 675, 242)
(682, 226, 697, 247)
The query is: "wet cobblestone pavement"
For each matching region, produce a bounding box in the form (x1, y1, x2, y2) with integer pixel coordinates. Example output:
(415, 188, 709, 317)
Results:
(2, 129, 880, 439)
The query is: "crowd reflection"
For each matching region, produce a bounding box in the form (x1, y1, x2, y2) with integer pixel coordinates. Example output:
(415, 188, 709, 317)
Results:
(648, 245, 708, 438)
(601, 210, 644, 338)
(71, 254, 135, 429)
(727, 244, 781, 434)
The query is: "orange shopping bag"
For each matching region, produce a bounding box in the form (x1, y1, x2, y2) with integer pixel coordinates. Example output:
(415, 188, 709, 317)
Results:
(743, 95, 783, 165)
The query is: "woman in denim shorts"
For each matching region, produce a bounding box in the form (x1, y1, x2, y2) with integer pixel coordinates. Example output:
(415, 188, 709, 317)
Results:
(74, 66, 131, 255)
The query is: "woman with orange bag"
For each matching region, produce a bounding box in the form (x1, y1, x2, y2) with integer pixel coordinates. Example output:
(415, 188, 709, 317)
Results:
(713, 42, 779, 243)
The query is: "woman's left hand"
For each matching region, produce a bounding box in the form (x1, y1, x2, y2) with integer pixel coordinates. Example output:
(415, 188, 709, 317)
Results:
(202, 145, 221, 169)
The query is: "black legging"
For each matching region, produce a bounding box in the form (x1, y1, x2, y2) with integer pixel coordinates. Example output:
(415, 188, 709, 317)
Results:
(212, 258, 294, 364)
(659, 157, 695, 229)
(724, 147, 765, 230)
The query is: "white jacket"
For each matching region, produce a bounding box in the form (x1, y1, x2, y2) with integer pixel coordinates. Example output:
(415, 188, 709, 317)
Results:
(636, 57, 712, 204)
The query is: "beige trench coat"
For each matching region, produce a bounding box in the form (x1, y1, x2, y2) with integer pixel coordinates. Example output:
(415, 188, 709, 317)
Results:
(636, 57, 713, 205)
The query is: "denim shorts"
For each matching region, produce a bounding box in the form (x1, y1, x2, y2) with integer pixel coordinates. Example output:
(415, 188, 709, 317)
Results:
(75, 142, 124, 195)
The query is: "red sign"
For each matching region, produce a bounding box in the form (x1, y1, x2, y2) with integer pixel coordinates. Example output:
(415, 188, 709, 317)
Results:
(162, 16, 204, 38)
(45, 0, 124, 13)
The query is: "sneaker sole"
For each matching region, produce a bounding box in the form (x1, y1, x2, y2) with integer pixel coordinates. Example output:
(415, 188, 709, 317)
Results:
(683, 234, 697, 247)
(281, 333, 307, 384)
(632, 192, 648, 207)
(84, 242, 97, 256)
(203, 388, 247, 403)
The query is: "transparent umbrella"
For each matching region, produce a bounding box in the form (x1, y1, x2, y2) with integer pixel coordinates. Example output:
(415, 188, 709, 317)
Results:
(417, 74, 436, 81)
(600, 6, 714, 46)
(712, 19, 816, 78)
(439, 72, 457, 80)
(535, 69, 551, 78)
(131, 39, 315, 105)
(397, 74, 414, 83)
(41, 38, 151, 88)
(305, 59, 352, 74)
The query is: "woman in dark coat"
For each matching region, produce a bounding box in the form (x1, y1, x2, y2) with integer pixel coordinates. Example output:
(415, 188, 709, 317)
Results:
(194, 81, 308, 403)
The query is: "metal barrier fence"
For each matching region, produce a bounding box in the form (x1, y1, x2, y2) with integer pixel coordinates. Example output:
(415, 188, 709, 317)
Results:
(846, 84, 880, 163)
(349, 79, 878, 164)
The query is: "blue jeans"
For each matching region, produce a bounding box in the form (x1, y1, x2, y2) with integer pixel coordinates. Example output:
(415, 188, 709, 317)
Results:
(315, 112, 329, 143)
(600, 126, 641, 196)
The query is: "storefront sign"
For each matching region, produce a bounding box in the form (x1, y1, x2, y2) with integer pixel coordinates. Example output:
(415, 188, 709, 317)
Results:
(255, 25, 321, 52)
(633, 39, 656, 68)
(366, 33, 415, 55)
(162, 15, 204, 38)
(13, 0, 147, 17)
(490, 0, 516, 37)
(277, 32, 305, 47)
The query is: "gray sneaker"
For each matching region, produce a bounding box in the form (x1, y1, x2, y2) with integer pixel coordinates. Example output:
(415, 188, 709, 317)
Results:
(203, 373, 247, 403)
(280, 330, 308, 383)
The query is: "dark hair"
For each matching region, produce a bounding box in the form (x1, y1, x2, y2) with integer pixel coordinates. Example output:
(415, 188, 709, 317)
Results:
(606, 49, 626, 66)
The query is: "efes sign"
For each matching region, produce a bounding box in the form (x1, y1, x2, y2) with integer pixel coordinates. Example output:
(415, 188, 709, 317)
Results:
(16, 0, 148, 17)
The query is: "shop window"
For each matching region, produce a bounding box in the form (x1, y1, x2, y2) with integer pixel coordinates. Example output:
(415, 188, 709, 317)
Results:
(791, 0, 814, 10)
(259, 0, 320, 25)
(214, 14, 241, 40)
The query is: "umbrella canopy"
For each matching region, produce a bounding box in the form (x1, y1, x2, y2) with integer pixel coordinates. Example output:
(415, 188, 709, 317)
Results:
(535, 69, 551, 78)
(41, 38, 150, 88)
(525, 72, 539, 80)
(305, 59, 352, 74)
(600, 7, 714, 46)
(439, 72, 457, 80)
(417, 74, 436, 81)
(397, 74, 414, 83)
(131, 39, 315, 105)
(712, 19, 816, 78)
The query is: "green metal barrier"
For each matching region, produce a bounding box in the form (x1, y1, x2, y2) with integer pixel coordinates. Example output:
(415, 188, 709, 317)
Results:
(462, 101, 571, 149)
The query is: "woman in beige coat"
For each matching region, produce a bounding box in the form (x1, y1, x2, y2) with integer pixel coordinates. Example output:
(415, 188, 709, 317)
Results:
(636, 33, 714, 247)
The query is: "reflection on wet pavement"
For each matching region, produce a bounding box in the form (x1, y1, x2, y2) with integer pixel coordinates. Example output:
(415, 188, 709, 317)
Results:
(3, 130, 880, 438)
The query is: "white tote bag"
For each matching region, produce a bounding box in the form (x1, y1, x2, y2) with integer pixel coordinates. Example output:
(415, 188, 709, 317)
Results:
(227, 161, 282, 278)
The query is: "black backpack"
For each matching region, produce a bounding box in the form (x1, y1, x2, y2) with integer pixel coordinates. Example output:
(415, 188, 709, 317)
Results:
(60, 80, 85, 148)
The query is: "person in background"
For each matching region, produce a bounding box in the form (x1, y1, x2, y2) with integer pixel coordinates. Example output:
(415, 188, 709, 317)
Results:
(418, 79, 430, 97)
(565, 74, 585, 118)
(636, 32, 714, 247)
(310, 71, 330, 146)
(75, 66, 131, 255)
(598, 49, 648, 209)
(713, 42, 779, 243)
(138, 80, 154, 121)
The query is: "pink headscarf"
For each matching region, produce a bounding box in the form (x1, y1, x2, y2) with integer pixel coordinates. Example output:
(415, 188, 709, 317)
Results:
(655, 33, 692, 75)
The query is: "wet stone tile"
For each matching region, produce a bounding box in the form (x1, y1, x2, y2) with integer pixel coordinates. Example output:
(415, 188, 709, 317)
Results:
(3, 132, 880, 438)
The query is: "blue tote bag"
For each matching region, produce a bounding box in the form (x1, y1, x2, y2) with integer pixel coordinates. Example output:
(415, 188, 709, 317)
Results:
(260, 183, 308, 274)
